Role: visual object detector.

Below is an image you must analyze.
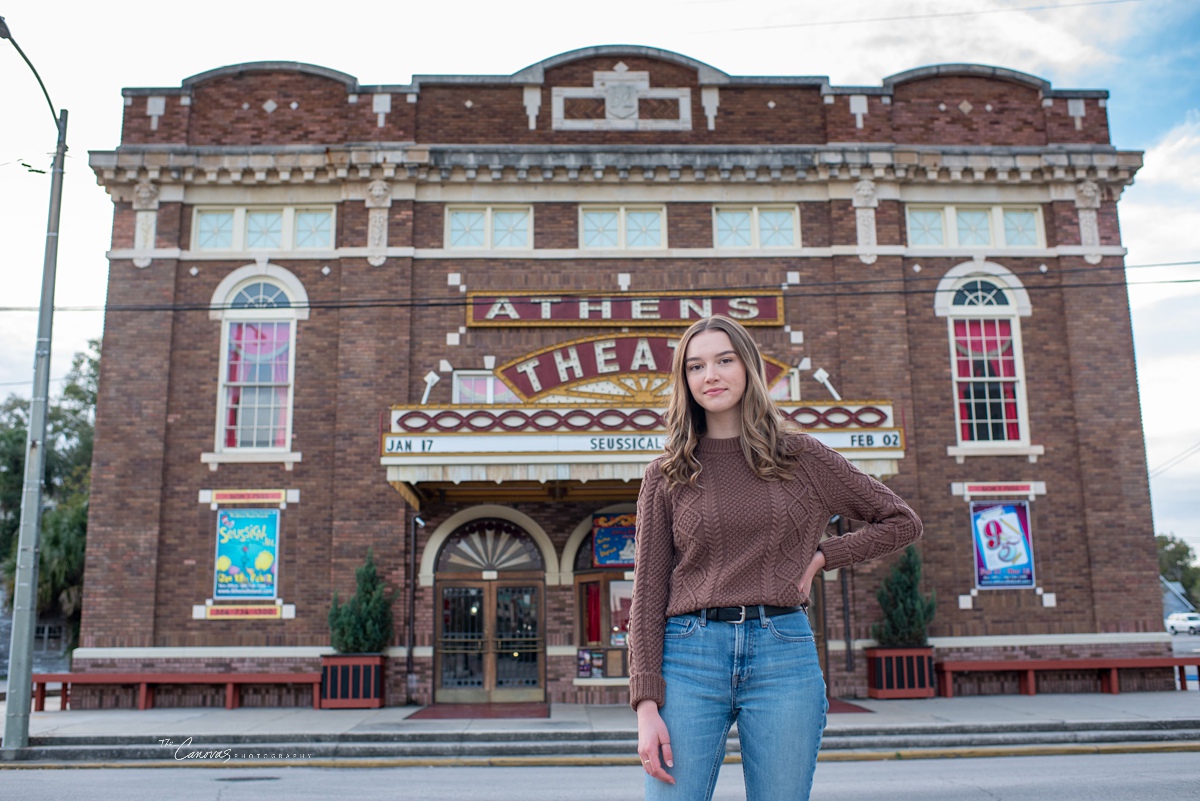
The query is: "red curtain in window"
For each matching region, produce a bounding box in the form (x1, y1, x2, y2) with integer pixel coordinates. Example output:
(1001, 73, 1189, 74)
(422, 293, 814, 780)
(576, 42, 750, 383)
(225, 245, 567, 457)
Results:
(953, 319, 1019, 441)
(225, 322, 291, 447)
(584, 583, 601, 645)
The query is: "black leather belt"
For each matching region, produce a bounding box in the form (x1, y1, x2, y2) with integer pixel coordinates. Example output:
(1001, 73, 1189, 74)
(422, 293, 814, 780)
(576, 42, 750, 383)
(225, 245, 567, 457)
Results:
(696, 605, 805, 623)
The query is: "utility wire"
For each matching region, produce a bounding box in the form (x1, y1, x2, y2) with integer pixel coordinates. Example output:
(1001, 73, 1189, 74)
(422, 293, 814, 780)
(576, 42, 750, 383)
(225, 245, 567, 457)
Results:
(0, 273, 1196, 315)
(1149, 439, 1200, 478)
(0, 257, 1196, 315)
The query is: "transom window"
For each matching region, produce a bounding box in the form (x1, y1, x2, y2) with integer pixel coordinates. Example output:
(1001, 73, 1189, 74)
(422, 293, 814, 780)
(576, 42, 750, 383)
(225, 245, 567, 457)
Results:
(947, 278, 1028, 445)
(446, 207, 532, 249)
(193, 207, 335, 251)
(906, 206, 1043, 249)
(713, 206, 798, 248)
(452, 371, 520, 405)
(580, 206, 666, 249)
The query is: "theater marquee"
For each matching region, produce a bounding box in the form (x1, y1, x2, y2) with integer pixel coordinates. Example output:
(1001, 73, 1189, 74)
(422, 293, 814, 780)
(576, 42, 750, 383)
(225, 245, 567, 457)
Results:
(467, 290, 785, 327)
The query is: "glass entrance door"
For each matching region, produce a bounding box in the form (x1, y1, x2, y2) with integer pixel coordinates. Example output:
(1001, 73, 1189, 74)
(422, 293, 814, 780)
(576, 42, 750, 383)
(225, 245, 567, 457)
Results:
(436, 581, 544, 703)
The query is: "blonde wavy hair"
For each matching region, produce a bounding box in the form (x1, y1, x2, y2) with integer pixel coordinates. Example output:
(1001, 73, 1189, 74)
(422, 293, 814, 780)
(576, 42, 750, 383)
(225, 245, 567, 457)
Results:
(660, 315, 798, 488)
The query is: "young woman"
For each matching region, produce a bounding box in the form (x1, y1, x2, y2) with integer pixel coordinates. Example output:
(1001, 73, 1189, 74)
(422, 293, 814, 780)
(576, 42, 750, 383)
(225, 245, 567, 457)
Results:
(628, 314, 923, 801)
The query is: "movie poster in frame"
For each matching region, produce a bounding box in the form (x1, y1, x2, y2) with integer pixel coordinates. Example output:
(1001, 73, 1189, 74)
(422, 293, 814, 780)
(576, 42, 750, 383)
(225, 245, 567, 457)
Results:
(592, 513, 637, 567)
(213, 508, 280, 599)
(971, 501, 1035, 589)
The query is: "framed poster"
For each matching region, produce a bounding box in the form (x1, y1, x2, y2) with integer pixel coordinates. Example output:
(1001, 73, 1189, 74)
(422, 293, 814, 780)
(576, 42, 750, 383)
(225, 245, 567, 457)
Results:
(213, 508, 280, 599)
(971, 501, 1035, 589)
(592, 513, 637, 567)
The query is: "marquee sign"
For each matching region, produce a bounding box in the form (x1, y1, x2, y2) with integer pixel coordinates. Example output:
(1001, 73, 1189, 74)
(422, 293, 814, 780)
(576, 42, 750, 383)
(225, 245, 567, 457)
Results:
(497, 333, 790, 400)
(466, 290, 785, 328)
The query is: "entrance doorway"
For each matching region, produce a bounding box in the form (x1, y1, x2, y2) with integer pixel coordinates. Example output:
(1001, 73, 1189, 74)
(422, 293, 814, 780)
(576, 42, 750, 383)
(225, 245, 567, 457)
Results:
(434, 518, 545, 703)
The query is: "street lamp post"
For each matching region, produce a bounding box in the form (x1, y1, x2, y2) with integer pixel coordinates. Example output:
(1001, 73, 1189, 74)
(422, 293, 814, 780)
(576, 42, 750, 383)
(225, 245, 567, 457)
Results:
(2, 15, 69, 752)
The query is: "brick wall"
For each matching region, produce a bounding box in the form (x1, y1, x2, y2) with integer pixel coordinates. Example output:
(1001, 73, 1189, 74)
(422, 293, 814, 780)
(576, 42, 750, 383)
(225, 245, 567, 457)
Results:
(80, 51, 1155, 706)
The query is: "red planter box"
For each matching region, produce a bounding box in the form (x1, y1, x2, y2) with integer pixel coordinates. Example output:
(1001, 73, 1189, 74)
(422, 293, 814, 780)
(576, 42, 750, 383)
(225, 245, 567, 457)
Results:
(321, 654, 385, 708)
(866, 647, 936, 699)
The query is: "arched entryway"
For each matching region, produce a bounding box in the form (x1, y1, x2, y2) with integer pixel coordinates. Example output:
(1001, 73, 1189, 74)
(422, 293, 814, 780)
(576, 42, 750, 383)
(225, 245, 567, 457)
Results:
(434, 517, 546, 703)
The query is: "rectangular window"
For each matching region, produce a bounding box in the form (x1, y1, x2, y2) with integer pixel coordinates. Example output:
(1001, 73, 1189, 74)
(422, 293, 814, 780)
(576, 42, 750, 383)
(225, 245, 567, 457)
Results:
(1003, 209, 1039, 247)
(608, 580, 633, 647)
(906, 209, 945, 246)
(952, 319, 1020, 442)
(223, 321, 292, 448)
(713, 206, 798, 248)
(906, 205, 1043, 248)
(193, 207, 336, 252)
(446, 207, 531, 249)
(580, 206, 666, 249)
(955, 209, 991, 246)
(196, 211, 234, 249)
(294, 210, 333, 248)
(452, 371, 519, 404)
(246, 210, 283, 249)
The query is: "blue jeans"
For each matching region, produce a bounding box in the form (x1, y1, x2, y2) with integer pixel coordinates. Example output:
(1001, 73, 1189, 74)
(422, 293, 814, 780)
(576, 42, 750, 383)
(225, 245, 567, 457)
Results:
(645, 607, 827, 801)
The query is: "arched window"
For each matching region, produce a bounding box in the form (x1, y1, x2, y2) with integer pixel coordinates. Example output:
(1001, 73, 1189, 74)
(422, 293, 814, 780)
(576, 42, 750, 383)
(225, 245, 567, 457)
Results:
(436, 518, 545, 573)
(947, 277, 1028, 445)
(218, 279, 296, 450)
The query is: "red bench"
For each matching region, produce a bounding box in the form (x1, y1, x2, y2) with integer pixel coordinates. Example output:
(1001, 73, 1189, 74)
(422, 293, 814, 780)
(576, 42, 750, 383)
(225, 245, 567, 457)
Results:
(935, 656, 1200, 698)
(31, 672, 322, 711)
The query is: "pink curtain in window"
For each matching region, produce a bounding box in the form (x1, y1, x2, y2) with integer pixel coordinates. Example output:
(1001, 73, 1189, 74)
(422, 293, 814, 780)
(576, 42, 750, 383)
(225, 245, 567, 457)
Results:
(225, 322, 291, 447)
(953, 319, 1018, 441)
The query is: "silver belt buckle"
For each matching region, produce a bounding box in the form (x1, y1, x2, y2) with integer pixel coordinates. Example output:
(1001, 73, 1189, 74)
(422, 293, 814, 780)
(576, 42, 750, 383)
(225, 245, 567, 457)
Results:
(733, 605, 747, 624)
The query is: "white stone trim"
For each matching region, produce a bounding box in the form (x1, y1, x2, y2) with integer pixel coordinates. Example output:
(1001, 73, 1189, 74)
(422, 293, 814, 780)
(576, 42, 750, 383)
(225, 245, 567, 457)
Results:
(418, 504, 560, 587)
(559, 503, 637, 581)
(75, 646, 335, 659)
(825, 632, 1171, 651)
(547, 645, 578, 657)
(946, 444, 1044, 464)
(572, 677, 630, 686)
(201, 451, 303, 471)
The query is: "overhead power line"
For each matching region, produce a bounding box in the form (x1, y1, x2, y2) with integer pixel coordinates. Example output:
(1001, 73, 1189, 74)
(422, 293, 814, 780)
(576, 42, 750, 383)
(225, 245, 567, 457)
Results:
(1149, 439, 1200, 479)
(0, 258, 1195, 316)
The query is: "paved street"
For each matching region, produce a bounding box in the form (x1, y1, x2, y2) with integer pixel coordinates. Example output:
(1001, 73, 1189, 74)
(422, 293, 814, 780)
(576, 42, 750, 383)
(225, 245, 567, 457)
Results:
(2, 753, 1199, 800)
(1171, 631, 1200, 657)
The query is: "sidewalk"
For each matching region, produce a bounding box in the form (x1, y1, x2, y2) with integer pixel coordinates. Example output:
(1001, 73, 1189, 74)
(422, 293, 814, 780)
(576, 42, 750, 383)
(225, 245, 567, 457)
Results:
(0, 690, 1197, 766)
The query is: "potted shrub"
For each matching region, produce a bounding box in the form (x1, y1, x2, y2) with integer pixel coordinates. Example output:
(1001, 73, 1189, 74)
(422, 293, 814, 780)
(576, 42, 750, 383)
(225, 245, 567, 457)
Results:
(321, 549, 395, 708)
(866, 545, 938, 699)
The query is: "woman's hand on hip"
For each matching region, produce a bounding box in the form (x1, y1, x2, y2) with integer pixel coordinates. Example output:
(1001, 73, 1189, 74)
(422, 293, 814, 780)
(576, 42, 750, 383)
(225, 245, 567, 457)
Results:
(636, 699, 675, 784)
(798, 549, 826, 598)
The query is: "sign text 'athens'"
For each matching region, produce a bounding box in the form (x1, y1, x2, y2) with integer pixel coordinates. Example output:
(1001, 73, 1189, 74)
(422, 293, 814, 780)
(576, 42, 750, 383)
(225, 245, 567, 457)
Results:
(467, 290, 784, 327)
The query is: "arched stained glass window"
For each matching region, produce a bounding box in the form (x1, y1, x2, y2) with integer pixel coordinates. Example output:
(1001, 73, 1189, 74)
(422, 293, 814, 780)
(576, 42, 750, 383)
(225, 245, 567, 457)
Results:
(231, 282, 292, 309)
(953, 279, 1010, 308)
(436, 518, 544, 573)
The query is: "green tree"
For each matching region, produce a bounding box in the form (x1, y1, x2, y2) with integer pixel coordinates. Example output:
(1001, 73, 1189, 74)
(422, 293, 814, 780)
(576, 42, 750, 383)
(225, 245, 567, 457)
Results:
(328, 548, 397, 653)
(872, 545, 937, 647)
(1157, 533, 1200, 606)
(1, 338, 99, 649)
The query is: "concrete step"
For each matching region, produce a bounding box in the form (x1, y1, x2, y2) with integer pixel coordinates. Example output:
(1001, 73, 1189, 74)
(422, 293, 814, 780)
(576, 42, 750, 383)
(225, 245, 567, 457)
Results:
(7, 724, 1199, 763)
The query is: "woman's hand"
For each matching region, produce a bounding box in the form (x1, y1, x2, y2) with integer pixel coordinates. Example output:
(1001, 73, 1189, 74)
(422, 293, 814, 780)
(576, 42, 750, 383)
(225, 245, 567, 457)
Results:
(798, 549, 826, 599)
(636, 699, 675, 784)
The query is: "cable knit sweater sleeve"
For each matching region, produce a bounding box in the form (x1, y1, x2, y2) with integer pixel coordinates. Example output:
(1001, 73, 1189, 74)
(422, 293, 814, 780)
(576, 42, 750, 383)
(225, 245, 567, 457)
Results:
(626, 459, 672, 710)
(795, 434, 924, 571)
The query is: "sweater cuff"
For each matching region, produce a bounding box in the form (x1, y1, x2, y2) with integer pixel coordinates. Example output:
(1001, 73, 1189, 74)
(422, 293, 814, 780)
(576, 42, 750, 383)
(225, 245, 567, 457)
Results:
(628, 674, 666, 711)
(819, 538, 853, 572)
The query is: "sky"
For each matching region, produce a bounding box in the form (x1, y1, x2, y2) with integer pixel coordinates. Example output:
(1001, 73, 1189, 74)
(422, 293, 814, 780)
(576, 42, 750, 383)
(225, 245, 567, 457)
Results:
(1, 0, 1198, 556)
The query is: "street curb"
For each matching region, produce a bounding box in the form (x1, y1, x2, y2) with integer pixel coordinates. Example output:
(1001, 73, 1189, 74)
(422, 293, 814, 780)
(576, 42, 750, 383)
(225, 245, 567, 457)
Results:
(1, 740, 1197, 769)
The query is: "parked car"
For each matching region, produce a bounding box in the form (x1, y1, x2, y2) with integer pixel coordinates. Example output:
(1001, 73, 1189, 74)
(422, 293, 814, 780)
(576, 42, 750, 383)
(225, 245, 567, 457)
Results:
(1166, 612, 1200, 635)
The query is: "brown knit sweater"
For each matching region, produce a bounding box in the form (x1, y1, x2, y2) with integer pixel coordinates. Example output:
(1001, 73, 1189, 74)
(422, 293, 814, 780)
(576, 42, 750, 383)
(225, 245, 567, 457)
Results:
(627, 432, 922, 710)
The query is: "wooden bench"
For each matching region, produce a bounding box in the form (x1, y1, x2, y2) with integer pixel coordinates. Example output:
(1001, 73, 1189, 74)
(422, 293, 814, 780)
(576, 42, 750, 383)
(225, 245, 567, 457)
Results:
(31, 672, 322, 711)
(935, 657, 1200, 698)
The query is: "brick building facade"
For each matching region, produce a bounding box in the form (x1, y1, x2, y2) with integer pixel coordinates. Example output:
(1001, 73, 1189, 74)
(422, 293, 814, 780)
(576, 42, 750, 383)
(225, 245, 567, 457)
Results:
(75, 46, 1167, 707)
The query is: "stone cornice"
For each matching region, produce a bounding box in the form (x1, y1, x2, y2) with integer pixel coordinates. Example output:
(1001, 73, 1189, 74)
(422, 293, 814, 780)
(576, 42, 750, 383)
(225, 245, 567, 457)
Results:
(90, 143, 1143, 192)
